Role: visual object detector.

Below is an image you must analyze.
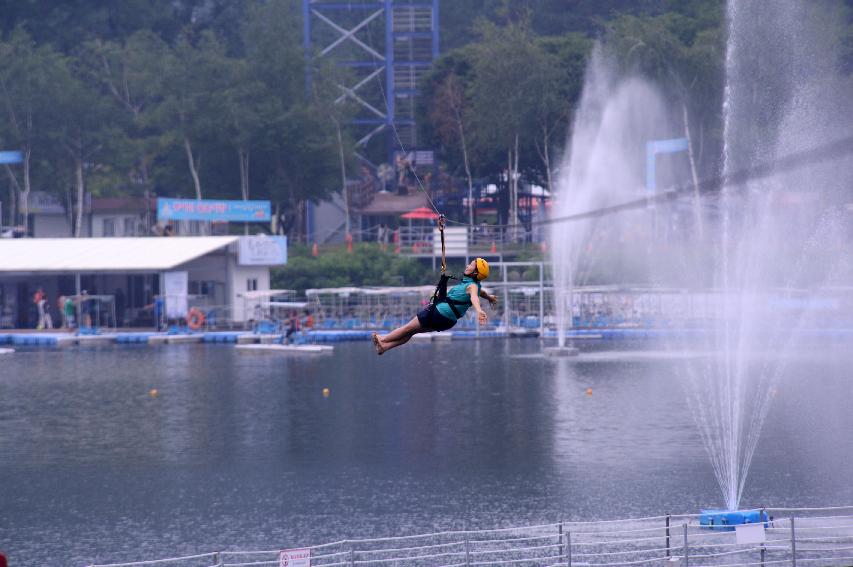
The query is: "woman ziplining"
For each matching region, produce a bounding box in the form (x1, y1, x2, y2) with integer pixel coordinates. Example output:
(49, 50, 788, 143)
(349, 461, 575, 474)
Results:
(372, 216, 498, 355)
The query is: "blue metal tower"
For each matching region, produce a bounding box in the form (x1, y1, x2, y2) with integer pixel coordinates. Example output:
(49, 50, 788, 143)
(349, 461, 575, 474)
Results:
(303, 0, 440, 164)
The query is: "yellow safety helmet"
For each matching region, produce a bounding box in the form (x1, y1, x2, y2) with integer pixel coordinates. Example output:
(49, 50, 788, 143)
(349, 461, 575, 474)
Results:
(474, 257, 490, 280)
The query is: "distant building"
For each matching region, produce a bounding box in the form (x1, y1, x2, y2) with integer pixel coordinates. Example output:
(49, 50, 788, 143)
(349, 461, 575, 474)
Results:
(0, 236, 287, 329)
(25, 192, 210, 238)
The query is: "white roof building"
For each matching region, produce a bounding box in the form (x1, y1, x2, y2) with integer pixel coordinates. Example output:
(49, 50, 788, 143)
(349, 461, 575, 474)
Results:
(0, 236, 239, 273)
(0, 236, 287, 328)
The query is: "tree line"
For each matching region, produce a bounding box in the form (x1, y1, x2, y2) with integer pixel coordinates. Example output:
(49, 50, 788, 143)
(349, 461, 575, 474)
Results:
(420, 1, 728, 221)
(0, 1, 344, 236)
(14, 0, 845, 238)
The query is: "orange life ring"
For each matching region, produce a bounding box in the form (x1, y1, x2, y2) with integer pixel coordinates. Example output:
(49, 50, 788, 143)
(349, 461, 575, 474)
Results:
(187, 307, 205, 330)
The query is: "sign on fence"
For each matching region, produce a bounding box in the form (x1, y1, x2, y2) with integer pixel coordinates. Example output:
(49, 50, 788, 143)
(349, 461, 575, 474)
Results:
(735, 523, 766, 545)
(279, 548, 310, 567)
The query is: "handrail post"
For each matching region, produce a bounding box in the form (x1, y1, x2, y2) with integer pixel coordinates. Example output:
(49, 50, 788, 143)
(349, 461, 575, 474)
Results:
(349, 541, 355, 567)
(665, 514, 671, 557)
(213, 551, 221, 567)
(683, 523, 689, 567)
(760, 543, 766, 567)
(558, 521, 564, 564)
(790, 516, 796, 567)
(464, 538, 471, 566)
(567, 530, 572, 567)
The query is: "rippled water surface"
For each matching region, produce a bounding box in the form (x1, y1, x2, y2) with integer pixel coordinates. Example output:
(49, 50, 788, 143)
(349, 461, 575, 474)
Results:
(2, 340, 852, 566)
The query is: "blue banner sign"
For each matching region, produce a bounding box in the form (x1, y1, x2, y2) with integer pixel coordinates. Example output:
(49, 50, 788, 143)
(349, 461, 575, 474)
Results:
(0, 151, 23, 164)
(157, 198, 271, 222)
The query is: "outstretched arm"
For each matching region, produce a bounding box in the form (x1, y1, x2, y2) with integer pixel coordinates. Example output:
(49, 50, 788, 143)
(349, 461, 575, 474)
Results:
(479, 289, 498, 306)
(468, 285, 488, 324)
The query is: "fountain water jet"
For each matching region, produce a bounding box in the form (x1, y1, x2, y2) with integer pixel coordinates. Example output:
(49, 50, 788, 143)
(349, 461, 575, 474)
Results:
(678, 0, 853, 511)
(550, 47, 681, 346)
(550, 1, 853, 512)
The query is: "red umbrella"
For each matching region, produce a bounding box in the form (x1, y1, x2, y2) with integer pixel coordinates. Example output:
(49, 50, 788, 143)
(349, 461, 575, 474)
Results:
(400, 207, 439, 220)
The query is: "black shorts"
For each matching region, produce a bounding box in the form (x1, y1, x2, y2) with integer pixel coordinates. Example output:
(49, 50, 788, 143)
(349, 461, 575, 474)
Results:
(417, 304, 456, 332)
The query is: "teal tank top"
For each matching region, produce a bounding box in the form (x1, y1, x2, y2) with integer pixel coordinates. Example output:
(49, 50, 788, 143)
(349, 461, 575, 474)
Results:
(436, 276, 481, 321)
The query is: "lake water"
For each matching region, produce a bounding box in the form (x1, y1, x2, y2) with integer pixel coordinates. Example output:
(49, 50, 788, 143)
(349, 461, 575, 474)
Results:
(2, 340, 852, 566)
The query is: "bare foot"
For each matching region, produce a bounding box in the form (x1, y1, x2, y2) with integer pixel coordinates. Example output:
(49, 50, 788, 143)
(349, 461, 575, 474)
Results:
(372, 332, 385, 355)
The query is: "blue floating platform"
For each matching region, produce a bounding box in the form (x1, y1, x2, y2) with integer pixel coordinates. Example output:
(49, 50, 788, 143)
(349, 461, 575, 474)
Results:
(700, 509, 768, 531)
(115, 333, 154, 344)
(202, 332, 242, 343)
(307, 330, 377, 343)
(10, 333, 73, 346)
(451, 330, 507, 339)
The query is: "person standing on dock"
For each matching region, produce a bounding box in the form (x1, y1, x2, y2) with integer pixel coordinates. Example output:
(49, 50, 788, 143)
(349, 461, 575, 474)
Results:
(283, 310, 300, 344)
(34, 287, 45, 329)
(63, 295, 76, 329)
(40, 294, 53, 330)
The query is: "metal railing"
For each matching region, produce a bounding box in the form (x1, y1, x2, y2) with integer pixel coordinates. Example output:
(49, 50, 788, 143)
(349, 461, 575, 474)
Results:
(388, 225, 536, 255)
(87, 506, 853, 567)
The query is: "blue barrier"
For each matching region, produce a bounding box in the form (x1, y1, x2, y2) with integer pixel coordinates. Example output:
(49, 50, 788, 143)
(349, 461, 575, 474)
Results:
(253, 321, 279, 334)
(12, 334, 59, 346)
(115, 333, 154, 344)
(202, 332, 243, 343)
(166, 325, 191, 335)
(451, 330, 508, 339)
(307, 330, 376, 343)
(4, 326, 853, 349)
(700, 509, 769, 531)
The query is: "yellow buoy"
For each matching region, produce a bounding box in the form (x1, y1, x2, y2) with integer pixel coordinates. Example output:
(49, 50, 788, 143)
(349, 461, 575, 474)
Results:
(322, 387, 330, 398)
(585, 388, 593, 396)
(149, 388, 158, 398)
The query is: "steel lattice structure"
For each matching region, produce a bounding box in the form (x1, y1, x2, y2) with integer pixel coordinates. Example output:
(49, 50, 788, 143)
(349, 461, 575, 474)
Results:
(303, 0, 439, 163)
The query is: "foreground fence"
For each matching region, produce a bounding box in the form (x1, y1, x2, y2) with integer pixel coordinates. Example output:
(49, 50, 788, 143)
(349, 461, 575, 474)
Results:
(88, 506, 853, 567)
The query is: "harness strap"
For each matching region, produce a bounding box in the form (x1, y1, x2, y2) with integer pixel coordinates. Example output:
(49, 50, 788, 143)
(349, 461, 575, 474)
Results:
(439, 214, 447, 274)
(433, 281, 472, 319)
(445, 301, 463, 319)
(431, 273, 453, 304)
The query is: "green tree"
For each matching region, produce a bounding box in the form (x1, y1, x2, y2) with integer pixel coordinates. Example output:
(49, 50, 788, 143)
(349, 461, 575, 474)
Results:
(605, 8, 725, 236)
(528, 33, 590, 194)
(220, 58, 271, 205)
(239, 0, 348, 238)
(420, 46, 477, 177)
(422, 24, 588, 227)
(49, 53, 125, 236)
(272, 244, 434, 292)
(605, 8, 725, 181)
(151, 31, 231, 201)
(467, 19, 546, 231)
(0, 28, 67, 230)
(0, 0, 233, 53)
(82, 30, 172, 191)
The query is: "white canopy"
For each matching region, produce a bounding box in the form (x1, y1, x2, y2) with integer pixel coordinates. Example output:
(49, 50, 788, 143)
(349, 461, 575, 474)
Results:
(267, 301, 309, 309)
(304, 287, 365, 297)
(240, 289, 297, 299)
(0, 236, 239, 273)
(305, 285, 435, 297)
